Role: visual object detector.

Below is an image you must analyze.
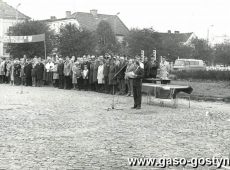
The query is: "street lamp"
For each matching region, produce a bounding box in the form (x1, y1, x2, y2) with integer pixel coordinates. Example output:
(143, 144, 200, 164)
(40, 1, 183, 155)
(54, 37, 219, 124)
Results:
(207, 24, 214, 43)
(16, 3, 21, 23)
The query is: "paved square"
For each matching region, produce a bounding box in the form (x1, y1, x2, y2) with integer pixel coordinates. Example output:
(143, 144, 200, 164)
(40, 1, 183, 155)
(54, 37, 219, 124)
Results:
(0, 85, 230, 169)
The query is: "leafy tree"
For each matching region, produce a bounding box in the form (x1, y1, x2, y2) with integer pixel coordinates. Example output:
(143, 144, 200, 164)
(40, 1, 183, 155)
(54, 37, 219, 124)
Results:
(96, 21, 120, 55)
(190, 38, 214, 65)
(124, 28, 162, 58)
(58, 23, 96, 57)
(6, 20, 55, 58)
(159, 35, 194, 62)
(214, 43, 230, 65)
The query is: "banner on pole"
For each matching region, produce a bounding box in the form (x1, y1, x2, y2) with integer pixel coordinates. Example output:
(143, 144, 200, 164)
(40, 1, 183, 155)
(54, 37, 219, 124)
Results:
(0, 34, 45, 43)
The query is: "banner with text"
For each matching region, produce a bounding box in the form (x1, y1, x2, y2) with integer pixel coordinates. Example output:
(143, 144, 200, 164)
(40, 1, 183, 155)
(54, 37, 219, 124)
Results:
(0, 34, 45, 43)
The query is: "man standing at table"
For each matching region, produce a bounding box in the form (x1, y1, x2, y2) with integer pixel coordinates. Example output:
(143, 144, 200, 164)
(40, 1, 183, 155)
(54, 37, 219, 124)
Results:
(131, 61, 144, 109)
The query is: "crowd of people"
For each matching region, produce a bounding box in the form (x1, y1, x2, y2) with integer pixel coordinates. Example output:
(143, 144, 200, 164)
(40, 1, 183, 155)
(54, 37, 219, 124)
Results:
(0, 54, 169, 108)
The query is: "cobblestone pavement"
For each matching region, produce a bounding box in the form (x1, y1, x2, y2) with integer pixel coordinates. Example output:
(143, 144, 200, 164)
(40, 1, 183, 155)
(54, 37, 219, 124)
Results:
(0, 84, 230, 170)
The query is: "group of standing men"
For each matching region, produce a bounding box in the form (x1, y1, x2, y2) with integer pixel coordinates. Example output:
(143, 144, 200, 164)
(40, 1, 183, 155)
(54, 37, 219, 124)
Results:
(0, 54, 169, 109)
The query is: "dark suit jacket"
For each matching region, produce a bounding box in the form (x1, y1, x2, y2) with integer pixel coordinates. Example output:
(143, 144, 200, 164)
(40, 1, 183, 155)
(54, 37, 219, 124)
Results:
(57, 63, 64, 76)
(133, 66, 144, 87)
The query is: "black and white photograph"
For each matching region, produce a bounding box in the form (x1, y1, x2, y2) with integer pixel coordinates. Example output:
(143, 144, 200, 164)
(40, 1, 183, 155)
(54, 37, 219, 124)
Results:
(0, 0, 230, 169)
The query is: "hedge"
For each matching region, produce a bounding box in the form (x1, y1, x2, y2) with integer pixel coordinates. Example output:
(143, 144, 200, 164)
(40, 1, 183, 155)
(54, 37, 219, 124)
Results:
(172, 70, 230, 81)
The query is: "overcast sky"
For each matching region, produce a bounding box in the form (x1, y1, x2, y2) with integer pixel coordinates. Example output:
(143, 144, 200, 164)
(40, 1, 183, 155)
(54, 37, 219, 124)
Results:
(5, 0, 230, 39)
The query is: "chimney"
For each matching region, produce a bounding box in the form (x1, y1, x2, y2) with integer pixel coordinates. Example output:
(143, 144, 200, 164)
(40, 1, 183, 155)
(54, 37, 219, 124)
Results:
(66, 11, 71, 18)
(50, 16, 56, 20)
(168, 30, 171, 34)
(174, 31, 180, 34)
(90, 9, 98, 17)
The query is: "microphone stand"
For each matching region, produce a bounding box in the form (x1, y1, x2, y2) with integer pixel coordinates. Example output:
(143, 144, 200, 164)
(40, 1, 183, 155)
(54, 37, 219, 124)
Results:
(107, 63, 127, 111)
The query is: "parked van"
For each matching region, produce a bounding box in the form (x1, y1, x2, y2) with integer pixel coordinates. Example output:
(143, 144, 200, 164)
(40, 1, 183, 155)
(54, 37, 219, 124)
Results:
(173, 59, 206, 71)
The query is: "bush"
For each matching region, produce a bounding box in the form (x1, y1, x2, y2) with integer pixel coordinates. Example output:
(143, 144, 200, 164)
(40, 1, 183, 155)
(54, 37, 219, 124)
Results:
(172, 70, 230, 81)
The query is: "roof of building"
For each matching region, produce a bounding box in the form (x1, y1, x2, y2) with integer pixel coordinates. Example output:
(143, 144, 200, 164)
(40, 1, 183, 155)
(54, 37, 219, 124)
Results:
(0, 0, 30, 19)
(40, 17, 77, 23)
(71, 12, 129, 36)
(159, 32, 194, 44)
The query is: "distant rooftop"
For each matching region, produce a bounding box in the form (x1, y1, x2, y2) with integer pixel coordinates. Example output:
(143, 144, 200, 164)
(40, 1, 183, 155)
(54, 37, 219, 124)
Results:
(71, 10, 129, 36)
(159, 31, 194, 44)
(0, 0, 30, 19)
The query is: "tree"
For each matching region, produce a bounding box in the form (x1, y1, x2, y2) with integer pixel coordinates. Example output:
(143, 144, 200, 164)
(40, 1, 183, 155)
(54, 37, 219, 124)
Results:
(58, 23, 96, 57)
(159, 35, 194, 62)
(124, 28, 162, 58)
(214, 43, 230, 65)
(6, 20, 55, 58)
(190, 38, 214, 65)
(96, 21, 120, 55)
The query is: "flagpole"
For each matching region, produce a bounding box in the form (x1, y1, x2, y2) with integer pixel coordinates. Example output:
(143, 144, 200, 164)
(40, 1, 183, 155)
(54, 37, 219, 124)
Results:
(44, 34, 47, 60)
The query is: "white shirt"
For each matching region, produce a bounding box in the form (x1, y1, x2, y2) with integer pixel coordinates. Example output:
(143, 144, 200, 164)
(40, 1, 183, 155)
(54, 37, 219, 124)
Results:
(45, 62, 54, 72)
(139, 62, 144, 69)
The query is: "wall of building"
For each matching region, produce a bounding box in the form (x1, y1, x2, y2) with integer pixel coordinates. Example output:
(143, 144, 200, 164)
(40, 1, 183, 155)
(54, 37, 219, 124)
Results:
(48, 19, 80, 33)
(116, 35, 124, 43)
(0, 18, 24, 57)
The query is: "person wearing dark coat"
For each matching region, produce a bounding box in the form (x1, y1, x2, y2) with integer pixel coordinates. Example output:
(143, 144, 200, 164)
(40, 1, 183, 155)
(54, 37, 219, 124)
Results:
(131, 61, 144, 109)
(103, 59, 110, 93)
(13, 59, 21, 86)
(108, 58, 117, 94)
(92, 59, 99, 91)
(116, 57, 127, 95)
(57, 58, 64, 89)
(89, 60, 94, 90)
(35, 58, 44, 87)
(24, 60, 33, 86)
(63, 56, 72, 90)
(145, 57, 158, 78)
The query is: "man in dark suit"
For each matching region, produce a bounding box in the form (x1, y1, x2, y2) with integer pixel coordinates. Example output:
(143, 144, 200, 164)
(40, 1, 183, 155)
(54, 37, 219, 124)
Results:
(57, 58, 64, 89)
(34, 57, 44, 87)
(24, 59, 33, 86)
(132, 61, 144, 109)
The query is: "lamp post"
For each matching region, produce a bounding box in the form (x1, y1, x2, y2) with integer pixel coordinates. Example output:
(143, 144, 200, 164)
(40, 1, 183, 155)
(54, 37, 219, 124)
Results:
(207, 24, 214, 44)
(16, 3, 21, 23)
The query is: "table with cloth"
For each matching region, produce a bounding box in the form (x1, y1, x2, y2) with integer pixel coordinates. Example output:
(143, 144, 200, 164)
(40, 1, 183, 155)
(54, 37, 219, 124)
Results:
(142, 83, 193, 107)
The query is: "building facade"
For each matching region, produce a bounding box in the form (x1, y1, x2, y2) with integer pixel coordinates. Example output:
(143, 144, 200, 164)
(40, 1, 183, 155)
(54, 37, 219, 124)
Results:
(0, 0, 30, 57)
(42, 10, 129, 43)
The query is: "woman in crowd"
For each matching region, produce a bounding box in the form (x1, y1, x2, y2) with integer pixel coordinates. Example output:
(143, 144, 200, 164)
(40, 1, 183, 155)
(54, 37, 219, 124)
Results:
(97, 60, 104, 92)
(45, 57, 54, 86)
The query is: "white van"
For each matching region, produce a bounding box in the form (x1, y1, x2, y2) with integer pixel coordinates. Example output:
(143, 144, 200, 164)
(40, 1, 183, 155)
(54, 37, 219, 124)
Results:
(173, 59, 206, 71)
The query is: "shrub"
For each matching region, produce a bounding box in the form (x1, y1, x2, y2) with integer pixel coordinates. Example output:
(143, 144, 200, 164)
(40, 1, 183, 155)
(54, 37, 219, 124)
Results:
(172, 70, 230, 81)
